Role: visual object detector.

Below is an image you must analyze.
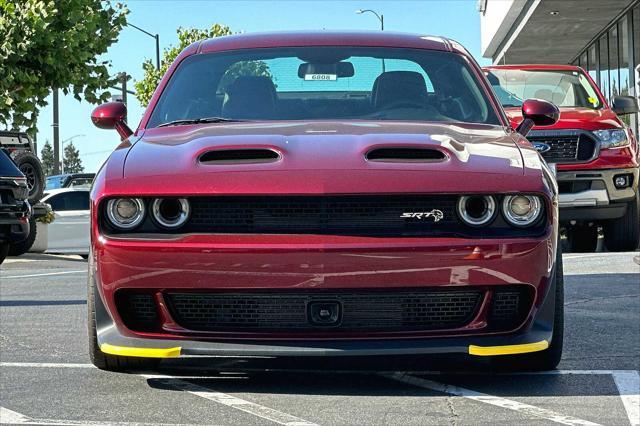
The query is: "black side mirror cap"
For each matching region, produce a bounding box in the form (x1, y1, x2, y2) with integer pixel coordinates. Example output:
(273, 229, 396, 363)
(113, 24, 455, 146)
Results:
(611, 95, 639, 115)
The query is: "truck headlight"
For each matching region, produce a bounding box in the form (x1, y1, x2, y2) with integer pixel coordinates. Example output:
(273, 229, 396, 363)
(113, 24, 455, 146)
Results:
(106, 198, 146, 230)
(502, 195, 543, 227)
(593, 129, 629, 148)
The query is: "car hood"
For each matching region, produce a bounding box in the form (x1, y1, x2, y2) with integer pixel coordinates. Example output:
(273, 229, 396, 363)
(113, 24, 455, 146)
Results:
(115, 121, 543, 196)
(505, 107, 621, 131)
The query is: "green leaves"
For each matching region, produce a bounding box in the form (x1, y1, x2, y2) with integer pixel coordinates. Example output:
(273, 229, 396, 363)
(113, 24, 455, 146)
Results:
(0, 0, 128, 135)
(134, 24, 234, 107)
(62, 141, 84, 173)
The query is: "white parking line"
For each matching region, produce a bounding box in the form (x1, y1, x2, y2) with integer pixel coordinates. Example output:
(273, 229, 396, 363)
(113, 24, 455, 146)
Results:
(612, 370, 640, 426)
(1, 270, 85, 279)
(141, 375, 317, 426)
(0, 362, 94, 368)
(0, 406, 203, 425)
(383, 372, 601, 426)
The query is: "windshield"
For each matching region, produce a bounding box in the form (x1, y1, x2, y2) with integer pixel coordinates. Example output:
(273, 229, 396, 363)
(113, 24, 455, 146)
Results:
(147, 47, 500, 127)
(486, 69, 602, 109)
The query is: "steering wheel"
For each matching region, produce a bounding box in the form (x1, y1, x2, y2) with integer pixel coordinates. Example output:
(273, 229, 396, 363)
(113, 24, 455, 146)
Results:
(378, 99, 425, 110)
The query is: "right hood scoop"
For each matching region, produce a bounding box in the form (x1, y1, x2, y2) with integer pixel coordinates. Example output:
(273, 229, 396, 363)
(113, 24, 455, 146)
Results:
(199, 148, 280, 164)
(365, 147, 446, 163)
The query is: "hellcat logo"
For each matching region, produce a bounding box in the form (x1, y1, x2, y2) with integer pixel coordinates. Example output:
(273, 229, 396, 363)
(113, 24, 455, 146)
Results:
(400, 209, 444, 222)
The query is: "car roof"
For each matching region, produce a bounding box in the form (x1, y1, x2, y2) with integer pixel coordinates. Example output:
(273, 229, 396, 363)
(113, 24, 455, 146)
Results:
(198, 31, 467, 56)
(483, 64, 583, 71)
(42, 187, 90, 199)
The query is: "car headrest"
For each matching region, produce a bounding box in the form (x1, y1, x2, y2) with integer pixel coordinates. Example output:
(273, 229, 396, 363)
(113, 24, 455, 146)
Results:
(222, 76, 277, 119)
(372, 71, 428, 109)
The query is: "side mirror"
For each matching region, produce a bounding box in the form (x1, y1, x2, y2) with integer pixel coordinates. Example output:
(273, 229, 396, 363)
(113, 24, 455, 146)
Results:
(611, 95, 639, 115)
(91, 102, 133, 140)
(516, 98, 560, 137)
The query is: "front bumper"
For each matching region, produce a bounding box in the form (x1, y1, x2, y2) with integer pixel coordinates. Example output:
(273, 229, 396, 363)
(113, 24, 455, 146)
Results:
(92, 232, 558, 358)
(0, 178, 30, 243)
(557, 167, 638, 221)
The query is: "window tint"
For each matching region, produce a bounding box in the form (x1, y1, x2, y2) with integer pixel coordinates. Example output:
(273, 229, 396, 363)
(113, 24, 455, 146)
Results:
(148, 47, 499, 126)
(47, 191, 90, 211)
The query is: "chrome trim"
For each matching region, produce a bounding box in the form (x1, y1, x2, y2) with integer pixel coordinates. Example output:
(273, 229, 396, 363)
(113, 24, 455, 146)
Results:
(558, 189, 609, 207)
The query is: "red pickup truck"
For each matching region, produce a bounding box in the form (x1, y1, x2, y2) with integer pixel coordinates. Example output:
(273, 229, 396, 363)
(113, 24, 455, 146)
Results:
(485, 65, 639, 252)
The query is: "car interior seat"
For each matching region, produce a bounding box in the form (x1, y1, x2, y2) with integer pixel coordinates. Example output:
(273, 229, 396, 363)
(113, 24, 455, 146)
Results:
(371, 71, 429, 109)
(222, 76, 278, 119)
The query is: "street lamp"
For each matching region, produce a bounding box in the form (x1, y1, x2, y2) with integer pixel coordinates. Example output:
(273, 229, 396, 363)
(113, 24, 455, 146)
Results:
(60, 134, 85, 174)
(127, 22, 160, 70)
(355, 9, 384, 30)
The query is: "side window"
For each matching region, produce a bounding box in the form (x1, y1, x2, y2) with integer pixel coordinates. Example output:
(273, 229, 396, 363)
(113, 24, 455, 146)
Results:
(47, 192, 89, 211)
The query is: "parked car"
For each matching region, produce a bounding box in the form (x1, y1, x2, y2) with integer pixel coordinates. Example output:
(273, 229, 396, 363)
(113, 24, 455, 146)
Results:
(0, 150, 30, 264)
(88, 31, 563, 372)
(485, 65, 639, 252)
(45, 173, 95, 190)
(30, 188, 90, 256)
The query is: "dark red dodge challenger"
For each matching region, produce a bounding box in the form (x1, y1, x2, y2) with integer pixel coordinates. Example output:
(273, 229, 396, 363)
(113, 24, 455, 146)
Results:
(89, 31, 563, 371)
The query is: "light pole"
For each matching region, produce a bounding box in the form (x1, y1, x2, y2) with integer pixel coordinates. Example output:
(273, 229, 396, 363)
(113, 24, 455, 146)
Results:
(355, 9, 384, 30)
(356, 9, 385, 72)
(60, 134, 85, 174)
(127, 22, 160, 70)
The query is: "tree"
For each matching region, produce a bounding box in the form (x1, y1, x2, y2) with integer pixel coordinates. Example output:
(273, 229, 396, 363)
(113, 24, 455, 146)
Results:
(40, 140, 55, 176)
(0, 0, 128, 135)
(134, 24, 271, 107)
(63, 142, 84, 173)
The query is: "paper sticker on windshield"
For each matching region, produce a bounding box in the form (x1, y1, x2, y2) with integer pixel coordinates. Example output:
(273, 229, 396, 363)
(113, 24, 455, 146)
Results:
(588, 97, 598, 106)
(304, 74, 337, 81)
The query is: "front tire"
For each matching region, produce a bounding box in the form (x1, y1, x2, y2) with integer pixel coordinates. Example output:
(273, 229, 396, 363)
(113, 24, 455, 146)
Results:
(88, 273, 159, 371)
(604, 196, 639, 252)
(8, 217, 36, 256)
(566, 224, 598, 253)
(493, 243, 564, 371)
(0, 242, 9, 264)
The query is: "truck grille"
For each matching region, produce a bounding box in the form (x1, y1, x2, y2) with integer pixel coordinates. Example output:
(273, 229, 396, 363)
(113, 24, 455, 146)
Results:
(165, 290, 483, 333)
(527, 131, 597, 164)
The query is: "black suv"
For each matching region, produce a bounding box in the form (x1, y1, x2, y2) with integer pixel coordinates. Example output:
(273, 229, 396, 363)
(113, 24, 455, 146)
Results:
(0, 150, 30, 264)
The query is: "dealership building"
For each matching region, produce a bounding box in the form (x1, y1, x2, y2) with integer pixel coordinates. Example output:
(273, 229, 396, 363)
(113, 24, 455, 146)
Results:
(479, 0, 640, 135)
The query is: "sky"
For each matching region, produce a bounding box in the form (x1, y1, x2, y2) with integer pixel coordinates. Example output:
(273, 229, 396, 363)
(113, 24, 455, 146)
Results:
(35, 0, 488, 172)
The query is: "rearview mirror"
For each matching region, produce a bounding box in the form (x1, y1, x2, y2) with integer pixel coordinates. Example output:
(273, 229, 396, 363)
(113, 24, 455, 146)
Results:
(298, 62, 355, 79)
(611, 95, 639, 115)
(91, 102, 133, 140)
(516, 98, 560, 137)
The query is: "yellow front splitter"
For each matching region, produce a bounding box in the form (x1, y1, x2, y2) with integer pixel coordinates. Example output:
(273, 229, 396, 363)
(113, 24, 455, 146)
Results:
(100, 343, 181, 358)
(468, 340, 549, 356)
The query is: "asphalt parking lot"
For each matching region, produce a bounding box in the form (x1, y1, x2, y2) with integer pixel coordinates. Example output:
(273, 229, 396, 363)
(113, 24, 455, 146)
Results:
(1, 252, 639, 426)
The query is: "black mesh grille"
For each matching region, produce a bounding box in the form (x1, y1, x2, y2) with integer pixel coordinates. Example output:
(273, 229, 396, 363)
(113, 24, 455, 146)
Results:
(186, 195, 458, 235)
(165, 290, 483, 332)
(116, 293, 158, 332)
(528, 132, 597, 163)
(489, 288, 532, 330)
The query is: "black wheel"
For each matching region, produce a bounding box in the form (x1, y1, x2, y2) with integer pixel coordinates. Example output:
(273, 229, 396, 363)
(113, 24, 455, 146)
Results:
(604, 196, 639, 252)
(13, 152, 45, 203)
(0, 243, 9, 265)
(88, 273, 159, 371)
(492, 243, 564, 371)
(8, 217, 36, 256)
(566, 224, 598, 253)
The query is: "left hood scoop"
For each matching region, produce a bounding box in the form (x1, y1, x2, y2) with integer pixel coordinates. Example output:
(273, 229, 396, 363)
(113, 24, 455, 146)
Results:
(199, 148, 280, 164)
(365, 147, 446, 163)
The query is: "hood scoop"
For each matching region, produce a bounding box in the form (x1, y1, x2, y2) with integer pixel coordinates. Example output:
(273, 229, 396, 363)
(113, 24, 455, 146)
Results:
(199, 148, 280, 164)
(365, 147, 446, 163)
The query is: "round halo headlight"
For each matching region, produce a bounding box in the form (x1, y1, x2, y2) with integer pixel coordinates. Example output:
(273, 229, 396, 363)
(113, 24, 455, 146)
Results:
(457, 195, 496, 226)
(502, 195, 542, 227)
(106, 198, 145, 230)
(151, 198, 190, 229)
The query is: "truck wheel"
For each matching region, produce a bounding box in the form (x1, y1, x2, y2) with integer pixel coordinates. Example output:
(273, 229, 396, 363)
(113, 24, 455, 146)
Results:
(604, 196, 639, 252)
(492, 242, 564, 371)
(88, 273, 159, 372)
(8, 217, 36, 256)
(566, 224, 598, 252)
(0, 243, 9, 264)
(14, 152, 45, 203)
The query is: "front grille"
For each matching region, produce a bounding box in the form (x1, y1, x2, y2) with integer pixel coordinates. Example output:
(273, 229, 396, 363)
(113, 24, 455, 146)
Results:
(489, 287, 532, 330)
(186, 195, 459, 235)
(528, 131, 597, 163)
(165, 290, 483, 333)
(116, 293, 158, 331)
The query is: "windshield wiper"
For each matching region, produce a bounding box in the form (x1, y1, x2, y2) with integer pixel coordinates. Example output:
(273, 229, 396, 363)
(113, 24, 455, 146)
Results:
(157, 117, 246, 127)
